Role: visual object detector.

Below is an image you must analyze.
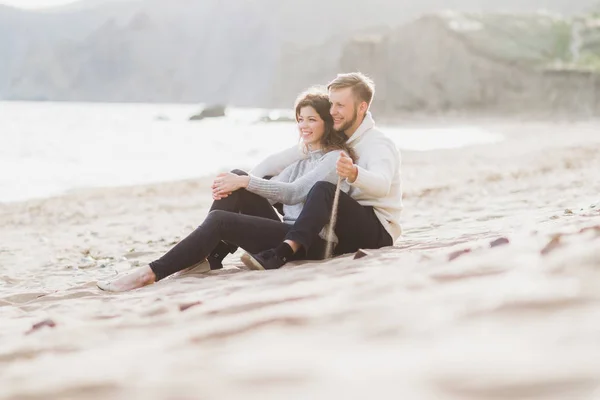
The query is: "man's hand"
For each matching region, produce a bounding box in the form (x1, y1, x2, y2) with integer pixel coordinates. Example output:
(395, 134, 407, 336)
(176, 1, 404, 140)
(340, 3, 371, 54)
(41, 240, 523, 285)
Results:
(211, 173, 249, 200)
(336, 152, 358, 183)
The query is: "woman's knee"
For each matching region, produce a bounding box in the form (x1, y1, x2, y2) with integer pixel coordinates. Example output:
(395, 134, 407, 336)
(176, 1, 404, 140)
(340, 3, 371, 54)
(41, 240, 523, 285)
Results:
(307, 181, 336, 197)
(204, 210, 231, 225)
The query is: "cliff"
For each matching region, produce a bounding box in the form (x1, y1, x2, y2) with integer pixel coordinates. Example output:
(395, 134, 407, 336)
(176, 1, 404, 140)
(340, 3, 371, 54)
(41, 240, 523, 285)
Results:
(329, 11, 600, 116)
(1, 0, 598, 110)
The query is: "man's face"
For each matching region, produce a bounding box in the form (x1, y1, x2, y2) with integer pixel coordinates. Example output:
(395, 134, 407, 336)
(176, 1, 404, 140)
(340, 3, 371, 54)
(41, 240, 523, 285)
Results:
(329, 87, 359, 133)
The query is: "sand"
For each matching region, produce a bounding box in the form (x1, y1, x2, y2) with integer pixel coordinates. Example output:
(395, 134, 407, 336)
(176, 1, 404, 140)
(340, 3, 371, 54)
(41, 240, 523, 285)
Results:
(1, 119, 600, 400)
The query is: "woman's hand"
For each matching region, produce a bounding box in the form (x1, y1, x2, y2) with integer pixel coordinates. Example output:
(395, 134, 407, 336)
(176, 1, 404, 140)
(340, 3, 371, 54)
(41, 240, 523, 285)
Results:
(212, 173, 249, 200)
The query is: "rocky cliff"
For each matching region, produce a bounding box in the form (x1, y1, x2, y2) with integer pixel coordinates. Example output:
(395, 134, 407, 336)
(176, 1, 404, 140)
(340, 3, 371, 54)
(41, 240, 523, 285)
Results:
(1, 0, 598, 109)
(335, 11, 600, 116)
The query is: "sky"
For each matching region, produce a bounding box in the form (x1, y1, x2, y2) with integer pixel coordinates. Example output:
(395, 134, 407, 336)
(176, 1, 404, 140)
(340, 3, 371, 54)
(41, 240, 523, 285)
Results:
(0, 0, 80, 9)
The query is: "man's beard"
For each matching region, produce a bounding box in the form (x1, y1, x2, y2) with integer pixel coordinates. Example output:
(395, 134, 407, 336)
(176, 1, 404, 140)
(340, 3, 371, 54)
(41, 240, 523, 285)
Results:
(337, 107, 359, 135)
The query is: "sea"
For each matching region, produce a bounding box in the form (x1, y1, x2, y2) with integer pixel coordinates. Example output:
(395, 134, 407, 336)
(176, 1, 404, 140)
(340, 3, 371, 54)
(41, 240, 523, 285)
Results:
(0, 101, 504, 203)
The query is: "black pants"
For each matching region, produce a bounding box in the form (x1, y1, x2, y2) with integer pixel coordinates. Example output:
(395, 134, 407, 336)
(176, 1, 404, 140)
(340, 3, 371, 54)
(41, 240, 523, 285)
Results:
(149, 178, 391, 281)
(149, 171, 325, 281)
(285, 181, 393, 255)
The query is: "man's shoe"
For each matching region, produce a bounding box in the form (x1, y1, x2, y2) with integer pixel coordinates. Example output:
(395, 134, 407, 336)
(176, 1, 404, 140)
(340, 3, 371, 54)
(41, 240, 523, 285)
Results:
(241, 248, 288, 271)
(207, 241, 237, 270)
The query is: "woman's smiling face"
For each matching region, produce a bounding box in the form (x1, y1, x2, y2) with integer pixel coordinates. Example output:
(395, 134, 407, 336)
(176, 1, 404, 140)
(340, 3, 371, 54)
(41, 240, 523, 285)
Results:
(297, 105, 326, 149)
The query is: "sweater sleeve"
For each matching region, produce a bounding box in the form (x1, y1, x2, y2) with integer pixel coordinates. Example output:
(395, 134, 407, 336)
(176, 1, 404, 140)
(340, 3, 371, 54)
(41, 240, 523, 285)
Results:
(247, 151, 349, 205)
(349, 136, 400, 198)
(250, 145, 305, 178)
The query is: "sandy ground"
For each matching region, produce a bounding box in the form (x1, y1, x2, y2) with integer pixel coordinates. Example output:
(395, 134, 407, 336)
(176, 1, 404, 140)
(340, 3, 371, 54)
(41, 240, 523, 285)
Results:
(1, 119, 600, 400)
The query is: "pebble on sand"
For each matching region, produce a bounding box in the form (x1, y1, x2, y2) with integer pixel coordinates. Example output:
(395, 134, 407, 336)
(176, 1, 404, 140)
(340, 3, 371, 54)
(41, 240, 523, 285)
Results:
(26, 319, 57, 335)
(179, 301, 203, 312)
(353, 249, 372, 260)
(490, 237, 510, 247)
(448, 248, 472, 261)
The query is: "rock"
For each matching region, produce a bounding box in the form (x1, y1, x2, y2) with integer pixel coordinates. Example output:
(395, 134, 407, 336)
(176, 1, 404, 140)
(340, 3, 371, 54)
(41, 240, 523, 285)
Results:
(353, 249, 372, 260)
(189, 105, 226, 121)
(579, 225, 600, 236)
(490, 237, 510, 248)
(258, 110, 296, 123)
(179, 301, 203, 312)
(26, 319, 56, 335)
(541, 235, 563, 255)
(564, 208, 574, 215)
(448, 248, 472, 261)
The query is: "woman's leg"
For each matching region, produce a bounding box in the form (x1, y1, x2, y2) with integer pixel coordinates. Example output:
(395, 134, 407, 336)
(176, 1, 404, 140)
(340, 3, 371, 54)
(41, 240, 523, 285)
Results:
(97, 211, 291, 292)
(207, 170, 281, 269)
(210, 169, 279, 219)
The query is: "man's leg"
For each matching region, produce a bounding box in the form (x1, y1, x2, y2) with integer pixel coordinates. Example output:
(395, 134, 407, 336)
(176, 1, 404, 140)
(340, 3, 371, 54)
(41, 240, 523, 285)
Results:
(98, 211, 292, 291)
(285, 181, 392, 255)
(241, 181, 392, 270)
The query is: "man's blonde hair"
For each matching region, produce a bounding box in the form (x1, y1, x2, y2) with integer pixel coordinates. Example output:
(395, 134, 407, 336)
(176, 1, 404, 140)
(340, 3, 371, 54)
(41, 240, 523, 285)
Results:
(327, 72, 375, 107)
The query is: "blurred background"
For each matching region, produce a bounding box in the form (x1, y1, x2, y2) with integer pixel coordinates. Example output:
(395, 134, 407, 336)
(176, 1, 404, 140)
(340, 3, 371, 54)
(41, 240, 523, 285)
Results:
(1, 0, 599, 201)
(1, 0, 600, 112)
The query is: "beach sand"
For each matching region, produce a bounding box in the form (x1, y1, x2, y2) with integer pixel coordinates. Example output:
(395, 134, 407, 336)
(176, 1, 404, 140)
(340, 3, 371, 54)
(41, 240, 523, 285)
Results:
(1, 119, 599, 400)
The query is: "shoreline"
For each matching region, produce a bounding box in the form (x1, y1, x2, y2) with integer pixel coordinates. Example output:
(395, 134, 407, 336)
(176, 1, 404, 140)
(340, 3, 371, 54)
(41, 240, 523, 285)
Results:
(4, 99, 600, 123)
(0, 172, 245, 206)
(3, 102, 528, 206)
(6, 115, 588, 207)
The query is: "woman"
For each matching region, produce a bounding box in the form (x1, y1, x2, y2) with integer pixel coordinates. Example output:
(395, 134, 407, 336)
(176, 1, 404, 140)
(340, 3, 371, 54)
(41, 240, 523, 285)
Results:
(97, 88, 357, 292)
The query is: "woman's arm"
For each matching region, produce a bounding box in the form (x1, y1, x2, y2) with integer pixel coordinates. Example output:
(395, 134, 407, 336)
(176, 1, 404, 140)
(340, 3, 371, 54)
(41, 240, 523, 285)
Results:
(212, 163, 294, 203)
(245, 152, 349, 205)
(213, 145, 305, 200)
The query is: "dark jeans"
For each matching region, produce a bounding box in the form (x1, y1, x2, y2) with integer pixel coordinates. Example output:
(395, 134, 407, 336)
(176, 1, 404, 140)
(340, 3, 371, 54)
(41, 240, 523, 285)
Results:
(285, 181, 393, 255)
(208, 170, 281, 221)
(149, 177, 391, 281)
(149, 170, 325, 281)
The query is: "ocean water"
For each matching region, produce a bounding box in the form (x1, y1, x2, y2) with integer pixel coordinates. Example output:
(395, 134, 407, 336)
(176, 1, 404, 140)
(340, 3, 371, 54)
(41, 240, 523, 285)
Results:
(0, 101, 503, 203)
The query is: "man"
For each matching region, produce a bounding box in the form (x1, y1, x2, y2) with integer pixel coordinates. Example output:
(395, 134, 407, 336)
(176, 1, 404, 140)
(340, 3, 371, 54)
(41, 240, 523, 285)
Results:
(238, 72, 403, 270)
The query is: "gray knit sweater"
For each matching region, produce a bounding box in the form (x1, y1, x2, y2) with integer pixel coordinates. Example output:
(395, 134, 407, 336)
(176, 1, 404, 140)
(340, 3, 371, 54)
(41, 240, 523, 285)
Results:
(247, 149, 349, 224)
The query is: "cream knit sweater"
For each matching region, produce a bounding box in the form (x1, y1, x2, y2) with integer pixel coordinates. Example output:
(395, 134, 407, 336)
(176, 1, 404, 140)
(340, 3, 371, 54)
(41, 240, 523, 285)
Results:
(251, 112, 403, 241)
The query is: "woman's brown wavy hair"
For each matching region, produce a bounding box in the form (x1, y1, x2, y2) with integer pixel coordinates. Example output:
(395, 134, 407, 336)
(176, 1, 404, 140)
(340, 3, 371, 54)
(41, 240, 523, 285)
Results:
(295, 87, 358, 162)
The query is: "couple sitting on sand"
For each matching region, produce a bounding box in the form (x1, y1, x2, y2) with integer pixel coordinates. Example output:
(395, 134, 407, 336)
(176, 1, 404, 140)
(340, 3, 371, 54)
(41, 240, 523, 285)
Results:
(98, 72, 403, 292)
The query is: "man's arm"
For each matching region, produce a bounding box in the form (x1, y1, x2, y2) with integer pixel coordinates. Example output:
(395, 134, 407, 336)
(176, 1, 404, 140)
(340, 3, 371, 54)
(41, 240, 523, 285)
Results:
(250, 145, 305, 178)
(348, 137, 399, 198)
